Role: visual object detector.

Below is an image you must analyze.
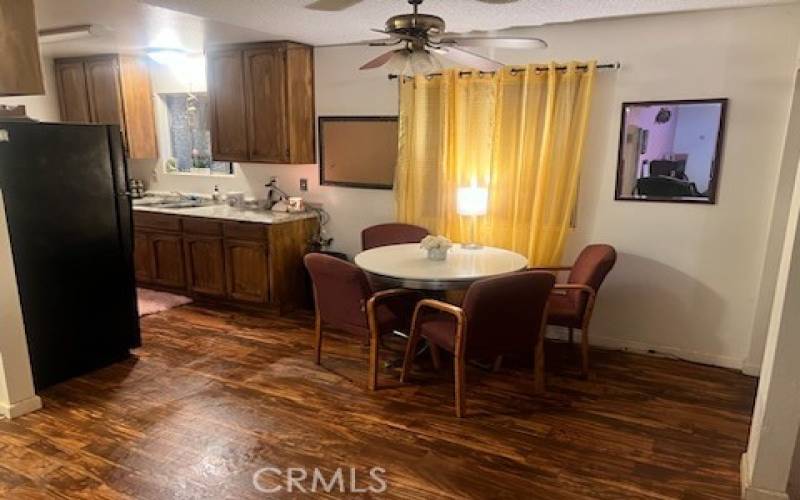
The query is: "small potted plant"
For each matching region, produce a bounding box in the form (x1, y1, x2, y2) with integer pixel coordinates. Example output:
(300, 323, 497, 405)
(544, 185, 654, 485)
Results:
(420, 235, 452, 261)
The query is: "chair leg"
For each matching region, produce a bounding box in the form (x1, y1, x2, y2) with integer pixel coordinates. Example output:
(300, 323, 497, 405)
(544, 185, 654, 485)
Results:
(368, 330, 379, 391)
(492, 355, 503, 372)
(400, 329, 423, 383)
(534, 334, 545, 394)
(429, 342, 442, 371)
(580, 326, 590, 379)
(454, 355, 466, 418)
(567, 327, 574, 345)
(314, 314, 322, 365)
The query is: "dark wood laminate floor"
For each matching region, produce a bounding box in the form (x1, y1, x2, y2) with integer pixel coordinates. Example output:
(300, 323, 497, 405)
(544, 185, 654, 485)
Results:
(0, 304, 756, 499)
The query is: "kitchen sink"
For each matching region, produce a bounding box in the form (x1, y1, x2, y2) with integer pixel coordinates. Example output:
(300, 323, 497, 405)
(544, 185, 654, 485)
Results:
(134, 198, 210, 209)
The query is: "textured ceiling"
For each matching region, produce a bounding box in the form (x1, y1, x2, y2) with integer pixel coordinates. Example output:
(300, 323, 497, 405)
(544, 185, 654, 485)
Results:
(34, 0, 796, 57)
(34, 0, 269, 57)
(137, 0, 796, 46)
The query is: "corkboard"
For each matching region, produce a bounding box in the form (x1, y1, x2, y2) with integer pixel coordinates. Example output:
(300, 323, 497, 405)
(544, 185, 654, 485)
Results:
(319, 116, 398, 189)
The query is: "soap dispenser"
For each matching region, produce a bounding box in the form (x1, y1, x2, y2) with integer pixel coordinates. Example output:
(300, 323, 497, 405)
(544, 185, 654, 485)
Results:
(212, 185, 221, 204)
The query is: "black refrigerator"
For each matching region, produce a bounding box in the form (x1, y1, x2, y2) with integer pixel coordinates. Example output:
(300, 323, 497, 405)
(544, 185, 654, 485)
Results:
(0, 120, 141, 390)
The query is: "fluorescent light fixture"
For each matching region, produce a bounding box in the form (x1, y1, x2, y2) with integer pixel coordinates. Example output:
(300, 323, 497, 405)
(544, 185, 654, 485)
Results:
(38, 25, 97, 44)
(146, 48, 189, 66)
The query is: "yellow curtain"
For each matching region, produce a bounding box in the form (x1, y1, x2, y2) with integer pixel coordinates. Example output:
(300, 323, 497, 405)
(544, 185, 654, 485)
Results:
(395, 61, 596, 265)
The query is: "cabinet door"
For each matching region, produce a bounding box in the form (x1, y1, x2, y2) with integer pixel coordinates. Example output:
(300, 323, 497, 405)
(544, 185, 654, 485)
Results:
(285, 45, 315, 163)
(150, 232, 186, 289)
(55, 61, 91, 122)
(225, 239, 269, 303)
(85, 56, 124, 126)
(184, 235, 226, 297)
(207, 49, 249, 161)
(244, 46, 289, 163)
(118, 56, 157, 159)
(133, 231, 153, 284)
(0, 0, 44, 96)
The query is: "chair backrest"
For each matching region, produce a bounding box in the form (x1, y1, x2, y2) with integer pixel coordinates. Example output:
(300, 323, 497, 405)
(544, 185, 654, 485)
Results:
(304, 253, 371, 333)
(567, 244, 617, 313)
(461, 271, 555, 358)
(361, 223, 429, 251)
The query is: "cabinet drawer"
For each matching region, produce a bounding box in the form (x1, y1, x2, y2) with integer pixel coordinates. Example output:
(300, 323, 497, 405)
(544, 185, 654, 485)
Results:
(223, 221, 267, 241)
(134, 212, 181, 232)
(182, 217, 222, 236)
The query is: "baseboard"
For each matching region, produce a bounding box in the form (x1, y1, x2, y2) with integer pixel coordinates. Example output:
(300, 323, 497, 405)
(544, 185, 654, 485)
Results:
(546, 327, 744, 371)
(0, 395, 42, 419)
(742, 362, 762, 377)
(741, 452, 790, 499)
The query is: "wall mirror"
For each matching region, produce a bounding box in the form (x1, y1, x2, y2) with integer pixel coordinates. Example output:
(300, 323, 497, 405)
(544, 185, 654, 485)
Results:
(319, 116, 398, 189)
(615, 98, 727, 204)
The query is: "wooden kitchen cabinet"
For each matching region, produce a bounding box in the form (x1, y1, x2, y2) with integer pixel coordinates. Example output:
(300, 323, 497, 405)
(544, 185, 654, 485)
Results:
(149, 232, 186, 289)
(54, 61, 92, 122)
(0, 0, 44, 96)
(133, 212, 316, 312)
(54, 55, 157, 159)
(207, 49, 249, 161)
(206, 41, 315, 164)
(184, 235, 226, 297)
(133, 232, 153, 283)
(224, 239, 270, 303)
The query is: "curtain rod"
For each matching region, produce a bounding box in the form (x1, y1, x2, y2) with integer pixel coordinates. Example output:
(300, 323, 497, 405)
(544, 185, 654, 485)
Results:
(388, 62, 620, 80)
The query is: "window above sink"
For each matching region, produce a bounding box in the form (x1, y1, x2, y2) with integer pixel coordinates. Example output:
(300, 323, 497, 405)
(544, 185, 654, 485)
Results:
(160, 92, 233, 176)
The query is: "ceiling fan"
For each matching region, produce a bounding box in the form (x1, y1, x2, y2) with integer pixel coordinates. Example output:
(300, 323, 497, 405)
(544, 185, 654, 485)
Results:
(311, 0, 547, 76)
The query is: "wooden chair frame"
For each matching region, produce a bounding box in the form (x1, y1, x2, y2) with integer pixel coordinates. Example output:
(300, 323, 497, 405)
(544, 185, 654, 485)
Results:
(536, 266, 598, 377)
(400, 298, 548, 418)
(313, 287, 420, 391)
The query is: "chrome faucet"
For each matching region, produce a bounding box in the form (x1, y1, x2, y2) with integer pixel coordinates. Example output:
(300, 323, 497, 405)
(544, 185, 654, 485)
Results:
(265, 179, 289, 209)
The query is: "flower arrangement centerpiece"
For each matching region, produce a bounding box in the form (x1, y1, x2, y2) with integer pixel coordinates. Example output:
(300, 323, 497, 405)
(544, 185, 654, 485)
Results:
(420, 235, 452, 261)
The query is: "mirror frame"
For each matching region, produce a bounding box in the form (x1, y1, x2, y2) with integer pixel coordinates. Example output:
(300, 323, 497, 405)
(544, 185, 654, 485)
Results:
(614, 98, 728, 205)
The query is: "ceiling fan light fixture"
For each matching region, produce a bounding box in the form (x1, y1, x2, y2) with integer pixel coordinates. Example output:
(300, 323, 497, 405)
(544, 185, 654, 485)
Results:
(384, 50, 412, 76)
(410, 49, 441, 75)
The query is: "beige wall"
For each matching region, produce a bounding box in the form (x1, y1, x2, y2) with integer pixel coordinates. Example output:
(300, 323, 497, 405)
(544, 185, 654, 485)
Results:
(0, 192, 41, 419)
(132, 4, 800, 370)
(0, 57, 60, 121)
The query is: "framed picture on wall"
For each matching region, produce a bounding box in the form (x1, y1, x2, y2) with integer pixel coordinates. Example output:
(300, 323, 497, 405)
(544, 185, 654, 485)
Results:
(318, 116, 398, 189)
(615, 98, 728, 204)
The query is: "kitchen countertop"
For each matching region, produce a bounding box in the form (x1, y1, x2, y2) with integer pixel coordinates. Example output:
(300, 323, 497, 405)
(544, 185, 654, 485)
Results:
(133, 203, 317, 225)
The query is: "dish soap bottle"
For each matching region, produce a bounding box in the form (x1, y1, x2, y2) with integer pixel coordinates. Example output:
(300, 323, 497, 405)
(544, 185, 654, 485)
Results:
(212, 185, 221, 204)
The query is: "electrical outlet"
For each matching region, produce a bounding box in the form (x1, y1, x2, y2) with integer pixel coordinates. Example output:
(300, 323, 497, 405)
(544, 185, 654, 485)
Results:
(300, 178, 308, 191)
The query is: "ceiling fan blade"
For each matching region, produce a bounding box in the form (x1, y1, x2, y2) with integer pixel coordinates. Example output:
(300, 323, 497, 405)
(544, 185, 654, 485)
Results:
(370, 28, 417, 42)
(317, 38, 398, 48)
(359, 49, 399, 70)
(433, 47, 504, 72)
(305, 0, 363, 11)
(439, 36, 547, 49)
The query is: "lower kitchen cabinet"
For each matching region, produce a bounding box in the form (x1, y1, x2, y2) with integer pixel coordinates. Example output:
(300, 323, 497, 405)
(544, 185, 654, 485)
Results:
(133, 232, 152, 283)
(149, 232, 186, 289)
(133, 211, 317, 312)
(224, 239, 269, 303)
(184, 235, 226, 297)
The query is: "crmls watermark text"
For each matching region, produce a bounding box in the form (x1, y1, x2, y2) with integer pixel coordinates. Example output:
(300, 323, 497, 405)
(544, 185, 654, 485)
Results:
(252, 466, 388, 494)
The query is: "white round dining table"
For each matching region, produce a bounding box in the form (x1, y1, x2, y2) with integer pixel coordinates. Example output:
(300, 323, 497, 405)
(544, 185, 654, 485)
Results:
(354, 243, 529, 291)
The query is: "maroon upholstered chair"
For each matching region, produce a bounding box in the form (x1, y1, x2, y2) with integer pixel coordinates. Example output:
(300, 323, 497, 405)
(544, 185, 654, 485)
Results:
(534, 244, 617, 377)
(361, 223, 429, 251)
(400, 271, 555, 417)
(304, 253, 421, 390)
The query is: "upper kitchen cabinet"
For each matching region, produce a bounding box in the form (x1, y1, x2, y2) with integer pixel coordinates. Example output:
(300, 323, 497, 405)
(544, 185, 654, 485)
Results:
(0, 0, 45, 96)
(54, 55, 158, 159)
(207, 41, 315, 164)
